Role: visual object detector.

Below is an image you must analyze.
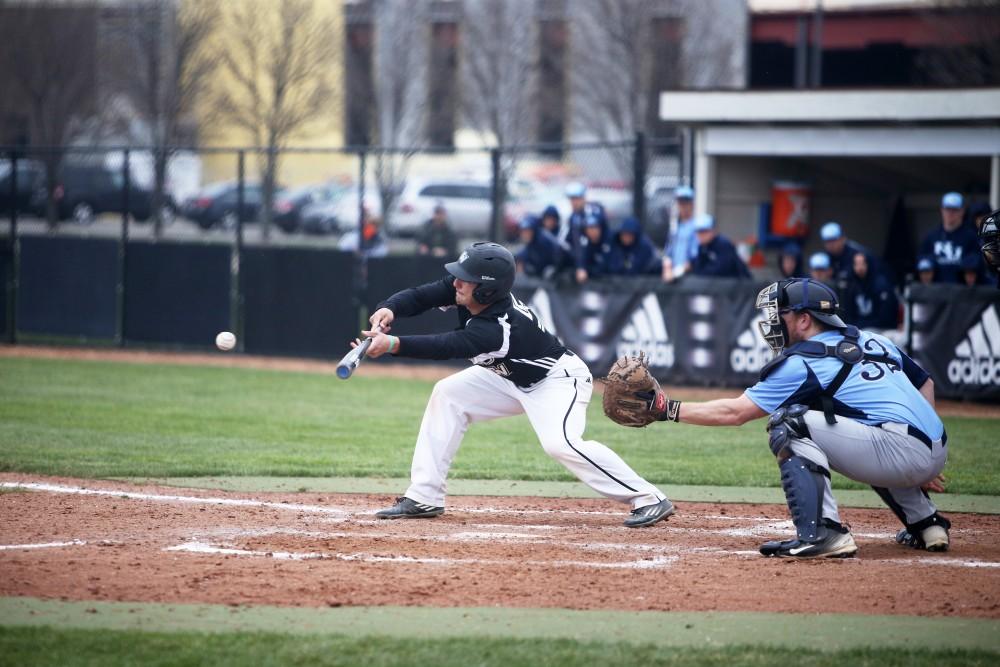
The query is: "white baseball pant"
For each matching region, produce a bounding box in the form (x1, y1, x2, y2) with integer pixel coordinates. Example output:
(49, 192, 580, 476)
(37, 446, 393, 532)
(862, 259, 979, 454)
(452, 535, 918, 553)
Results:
(404, 353, 666, 509)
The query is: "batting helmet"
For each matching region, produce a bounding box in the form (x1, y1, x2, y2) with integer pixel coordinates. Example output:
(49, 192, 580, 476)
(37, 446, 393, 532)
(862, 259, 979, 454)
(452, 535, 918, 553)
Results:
(445, 242, 516, 305)
(979, 209, 1000, 277)
(756, 278, 846, 353)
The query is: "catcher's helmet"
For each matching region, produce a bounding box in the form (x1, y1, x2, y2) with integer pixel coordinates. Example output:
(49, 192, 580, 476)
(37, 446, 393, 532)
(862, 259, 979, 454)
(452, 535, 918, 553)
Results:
(980, 209, 1000, 276)
(756, 278, 846, 353)
(445, 242, 516, 305)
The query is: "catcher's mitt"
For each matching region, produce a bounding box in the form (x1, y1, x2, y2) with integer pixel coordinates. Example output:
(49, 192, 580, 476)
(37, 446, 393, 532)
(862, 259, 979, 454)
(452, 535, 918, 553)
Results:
(602, 353, 669, 427)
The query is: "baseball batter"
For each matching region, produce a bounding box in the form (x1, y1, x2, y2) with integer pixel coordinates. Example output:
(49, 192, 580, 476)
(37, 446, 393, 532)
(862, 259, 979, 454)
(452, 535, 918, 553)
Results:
(357, 242, 674, 527)
(604, 278, 950, 558)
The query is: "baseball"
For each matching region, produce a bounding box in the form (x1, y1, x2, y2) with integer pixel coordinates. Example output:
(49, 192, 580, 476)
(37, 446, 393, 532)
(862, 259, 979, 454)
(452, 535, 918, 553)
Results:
(215, 331, 236, 352)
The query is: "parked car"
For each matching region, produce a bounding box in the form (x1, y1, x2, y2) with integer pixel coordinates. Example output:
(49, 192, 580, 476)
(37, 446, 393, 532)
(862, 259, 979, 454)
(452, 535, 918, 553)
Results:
(390, 178, 520, 240)
(0, 160, 45, 216)
(33, 162, 175, 224)
(182, 181, 282, 230)
(273, 181, 347, 233)
(300, 185, 386, 235)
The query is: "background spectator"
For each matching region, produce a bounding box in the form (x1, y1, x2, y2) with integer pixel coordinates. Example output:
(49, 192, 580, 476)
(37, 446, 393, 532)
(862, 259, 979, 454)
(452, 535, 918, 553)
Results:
(960, 252, 988, 286)
(515, 213, 566, 279)
(918, 192, 979, 284)
(777, 241, 804, 279)
(338, 212, 388, 258)
(416, 202, 458, 258)
(540, 205, 560, 236)
(578, 211, 612, 282)
(691, 215, 751, 279)
(842, 252, 898, 330)
(661, 185, 698, 282)
(820, 221, 877, 284)
(808, 252, 834, 284)
(916, 255, 936, 285)
(563, 182, 608, 281)
(969, 201, 993, 233)
(608, 216, 660, 276)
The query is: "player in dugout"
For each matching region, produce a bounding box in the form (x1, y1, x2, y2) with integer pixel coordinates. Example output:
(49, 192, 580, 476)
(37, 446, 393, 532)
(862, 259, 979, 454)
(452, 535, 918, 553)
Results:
(602, 277, 950, 559)
(353, 242, 675, 528)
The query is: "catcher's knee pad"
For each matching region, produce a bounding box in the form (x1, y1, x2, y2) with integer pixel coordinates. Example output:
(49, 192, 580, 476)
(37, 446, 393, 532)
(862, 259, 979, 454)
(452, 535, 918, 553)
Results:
(767, 404, 810, 459)
(779, 454, 830, 543)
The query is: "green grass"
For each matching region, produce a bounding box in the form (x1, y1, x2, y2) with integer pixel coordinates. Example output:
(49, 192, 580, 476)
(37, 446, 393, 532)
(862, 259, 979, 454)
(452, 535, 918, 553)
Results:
(0, 626, 995, 667)
(1, 356, 998, 494)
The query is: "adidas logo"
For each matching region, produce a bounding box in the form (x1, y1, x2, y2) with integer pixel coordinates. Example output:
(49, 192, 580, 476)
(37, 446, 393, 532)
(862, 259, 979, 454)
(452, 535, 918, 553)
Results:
(617, 293, 674, 368)
(730, 314, 773, 374)
(947, 304, 1000, 386)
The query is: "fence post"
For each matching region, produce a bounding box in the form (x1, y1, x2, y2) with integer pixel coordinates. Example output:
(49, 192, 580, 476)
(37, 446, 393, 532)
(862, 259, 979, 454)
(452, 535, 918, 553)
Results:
(489, 148, 501, 243)
(233, 150, 246, 352)
(115, 149, 131, 347)
(6, 151, 18, 344)
(357, 149, 366, 252)
(633, 131, 646, 227)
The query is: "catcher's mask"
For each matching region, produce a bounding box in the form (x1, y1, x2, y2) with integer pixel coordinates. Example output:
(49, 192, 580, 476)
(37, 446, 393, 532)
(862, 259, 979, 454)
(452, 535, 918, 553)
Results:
(756, 278, 846, 354)
(445, 242, 516, 305)
(980, 210, 1000, 276)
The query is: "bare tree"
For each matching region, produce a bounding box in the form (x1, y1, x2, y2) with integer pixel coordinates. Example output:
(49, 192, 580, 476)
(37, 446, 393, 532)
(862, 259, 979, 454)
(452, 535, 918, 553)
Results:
(917, 0, 1000, 86)
(461, 0, 538, 206)
(370, 0, 429, 230)
(209, 0, 339, 239)
(0, 2, 99, 228)
(102, 0, 219, 237)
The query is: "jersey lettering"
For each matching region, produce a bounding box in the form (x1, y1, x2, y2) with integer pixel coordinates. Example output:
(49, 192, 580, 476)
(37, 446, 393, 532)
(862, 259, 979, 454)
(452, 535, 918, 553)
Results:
(859, 338, 898, 382)
(511, 296, 547, 333)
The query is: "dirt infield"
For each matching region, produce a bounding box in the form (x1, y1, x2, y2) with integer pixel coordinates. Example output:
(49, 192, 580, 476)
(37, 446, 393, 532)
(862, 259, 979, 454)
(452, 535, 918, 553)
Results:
(2, 475, 998, 618)
(3, 344, 997, 418)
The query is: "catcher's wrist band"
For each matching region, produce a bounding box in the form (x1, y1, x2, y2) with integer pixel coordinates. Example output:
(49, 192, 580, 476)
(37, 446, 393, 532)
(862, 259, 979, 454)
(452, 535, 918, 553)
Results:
(665, 399, 681, 422)
(387, 336, 397, 353)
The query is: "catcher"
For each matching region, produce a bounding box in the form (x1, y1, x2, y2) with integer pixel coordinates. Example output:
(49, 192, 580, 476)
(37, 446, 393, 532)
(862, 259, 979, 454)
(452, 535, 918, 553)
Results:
(604, 278, 950, 559)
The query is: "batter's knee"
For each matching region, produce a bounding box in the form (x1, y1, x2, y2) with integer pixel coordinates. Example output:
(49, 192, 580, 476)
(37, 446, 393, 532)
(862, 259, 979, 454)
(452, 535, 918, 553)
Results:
(538, 436, 577, 462)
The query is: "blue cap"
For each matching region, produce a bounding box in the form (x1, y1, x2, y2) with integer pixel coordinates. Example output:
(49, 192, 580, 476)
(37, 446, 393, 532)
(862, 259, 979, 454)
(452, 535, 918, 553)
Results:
(693, 214, 715, 232)
(941, 192, 964, 209)
(820, 222, 842, 241)
(518, 214, 539, 230)
(541, 204, 560, 221)
(675, 185, 694, 200)
(916, 256, 935, 272)
(619, 216, 641, 234)
(584, 212, 603, 227)
(565, 182, 586, 198)
(809, 252, 831, 270)
(781, 241, 802, 257)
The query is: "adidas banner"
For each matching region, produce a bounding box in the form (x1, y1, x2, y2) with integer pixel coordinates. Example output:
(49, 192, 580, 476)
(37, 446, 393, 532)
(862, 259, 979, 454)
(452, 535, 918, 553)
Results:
(513, 276, 768, 386)
(909, 284, 1000, 400)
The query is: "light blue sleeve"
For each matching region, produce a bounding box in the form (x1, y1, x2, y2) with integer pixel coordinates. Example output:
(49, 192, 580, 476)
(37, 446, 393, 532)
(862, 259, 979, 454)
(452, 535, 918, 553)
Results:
(744, 357, 812, 414)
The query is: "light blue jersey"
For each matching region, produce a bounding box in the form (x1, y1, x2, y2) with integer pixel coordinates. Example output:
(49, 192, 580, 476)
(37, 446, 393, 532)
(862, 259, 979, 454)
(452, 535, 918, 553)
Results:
(665, 218, 698, 269)
(745, 330, 944, 440)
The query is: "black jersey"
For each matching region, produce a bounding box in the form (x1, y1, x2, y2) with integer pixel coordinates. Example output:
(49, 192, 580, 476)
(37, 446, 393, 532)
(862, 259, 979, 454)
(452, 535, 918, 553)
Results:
(377, 276, 568, 389)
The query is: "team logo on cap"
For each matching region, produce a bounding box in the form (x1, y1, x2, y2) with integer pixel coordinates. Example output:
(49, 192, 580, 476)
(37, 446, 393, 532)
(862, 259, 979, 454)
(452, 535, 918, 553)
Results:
(459, 251, 469, 263)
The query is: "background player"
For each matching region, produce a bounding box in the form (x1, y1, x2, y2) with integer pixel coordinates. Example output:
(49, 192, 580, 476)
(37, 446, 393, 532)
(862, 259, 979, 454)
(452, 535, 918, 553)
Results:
(604, 278, 949, 558)
(356, 242, 675, 527)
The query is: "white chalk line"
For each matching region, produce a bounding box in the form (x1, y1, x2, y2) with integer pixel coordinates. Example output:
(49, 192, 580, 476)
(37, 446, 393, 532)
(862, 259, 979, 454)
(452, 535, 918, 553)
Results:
(0, 539, 86, 551)
(164, 541, 678, 570)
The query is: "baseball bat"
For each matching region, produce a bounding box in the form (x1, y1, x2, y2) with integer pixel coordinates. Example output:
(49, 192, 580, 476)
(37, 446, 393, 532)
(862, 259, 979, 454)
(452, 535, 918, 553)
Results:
(336, 325, 382, 380)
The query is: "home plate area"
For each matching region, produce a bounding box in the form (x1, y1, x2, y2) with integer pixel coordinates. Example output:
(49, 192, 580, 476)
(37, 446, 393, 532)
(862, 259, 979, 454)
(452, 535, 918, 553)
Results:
(1, 476, 998, 617)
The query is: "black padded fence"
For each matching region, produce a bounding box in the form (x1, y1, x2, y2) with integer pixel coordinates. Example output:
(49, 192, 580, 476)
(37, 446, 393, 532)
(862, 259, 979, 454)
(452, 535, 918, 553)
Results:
(124, 242, 231, 348)
(18, 236, 119, 340)
(241, 246, 357, 358)
(365, 255, 460, 339)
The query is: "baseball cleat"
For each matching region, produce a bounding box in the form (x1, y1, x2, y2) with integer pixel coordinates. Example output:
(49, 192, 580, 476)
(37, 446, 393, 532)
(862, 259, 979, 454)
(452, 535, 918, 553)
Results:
(760, 522, 858, 559)
(376, 497, 444, 519)
(623, 498, 675, 528)
(896, 525, 950, 552)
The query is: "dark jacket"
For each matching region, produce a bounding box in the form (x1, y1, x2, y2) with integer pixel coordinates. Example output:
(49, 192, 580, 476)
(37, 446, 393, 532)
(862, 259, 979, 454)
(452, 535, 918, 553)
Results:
(918, 223, 981, 284)
(608, 217, 660, 275)
(416, 218, 458, 257)
(516, 216, 568, 278)
(580, 216, 613, 278)
(564, 202, 608, 270)
(692, 234, 751, 279)
(842, 271, 899, 330)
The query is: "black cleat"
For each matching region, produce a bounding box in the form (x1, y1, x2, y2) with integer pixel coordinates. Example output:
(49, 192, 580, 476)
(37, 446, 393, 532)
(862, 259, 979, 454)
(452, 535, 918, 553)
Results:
(623, 498, 675, 528)
(760, 522, 858, 559)
(375, 496, 444, 520)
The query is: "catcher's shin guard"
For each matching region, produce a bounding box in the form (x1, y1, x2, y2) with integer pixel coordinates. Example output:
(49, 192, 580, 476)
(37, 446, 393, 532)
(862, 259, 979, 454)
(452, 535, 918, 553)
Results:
(779, 454, 828, 542)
